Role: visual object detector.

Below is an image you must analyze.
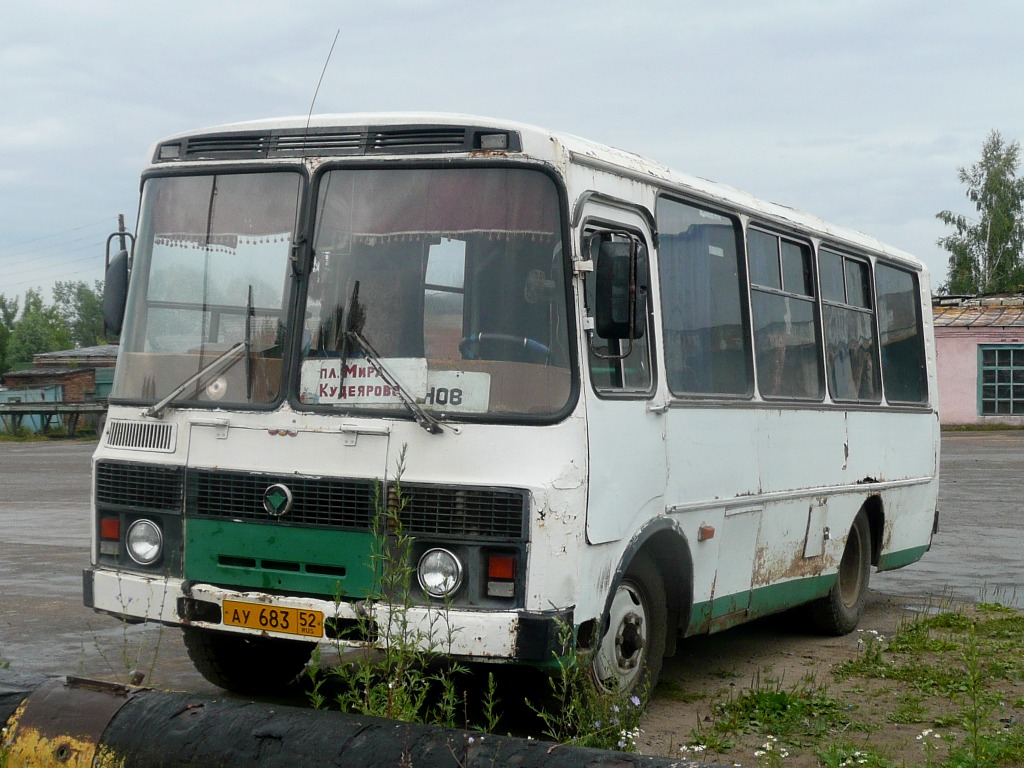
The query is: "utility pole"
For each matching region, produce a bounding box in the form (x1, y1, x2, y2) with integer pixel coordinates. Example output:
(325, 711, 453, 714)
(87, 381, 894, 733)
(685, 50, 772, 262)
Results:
(117, 213, 127, 253)
(105, 214, 129, 272)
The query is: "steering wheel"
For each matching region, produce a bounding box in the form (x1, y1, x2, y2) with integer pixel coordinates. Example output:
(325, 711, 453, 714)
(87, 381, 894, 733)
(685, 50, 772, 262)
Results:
(459, 332, 550, 360)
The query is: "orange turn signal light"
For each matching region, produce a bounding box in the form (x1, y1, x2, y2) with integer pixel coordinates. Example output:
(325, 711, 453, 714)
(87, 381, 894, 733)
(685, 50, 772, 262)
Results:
(100, 517, 121, 541)
(487, 554, 515, 581)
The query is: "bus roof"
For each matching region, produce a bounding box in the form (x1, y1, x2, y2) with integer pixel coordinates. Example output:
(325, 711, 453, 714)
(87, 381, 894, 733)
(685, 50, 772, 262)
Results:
(153, 112, 924, 273)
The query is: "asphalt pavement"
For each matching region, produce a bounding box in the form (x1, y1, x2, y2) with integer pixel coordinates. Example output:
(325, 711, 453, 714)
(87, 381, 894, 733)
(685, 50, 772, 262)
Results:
(873, 430, 1024, 608)
(0, 431, 1021, 689)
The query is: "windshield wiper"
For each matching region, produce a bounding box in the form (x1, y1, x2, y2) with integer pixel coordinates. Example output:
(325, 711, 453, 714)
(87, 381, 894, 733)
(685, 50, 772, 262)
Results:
(144, 341, 247, 419)
(337, 280, 443, 435)
(346, 329, 443, 435)
(146, 285, 260, 419)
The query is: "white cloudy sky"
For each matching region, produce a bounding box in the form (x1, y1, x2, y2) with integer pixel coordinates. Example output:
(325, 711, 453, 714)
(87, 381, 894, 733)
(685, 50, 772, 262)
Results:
(2, 0, 1023, 305)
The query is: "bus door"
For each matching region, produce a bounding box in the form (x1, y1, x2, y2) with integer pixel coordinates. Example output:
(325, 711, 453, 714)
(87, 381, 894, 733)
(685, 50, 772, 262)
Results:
(578, 208, 666, 545)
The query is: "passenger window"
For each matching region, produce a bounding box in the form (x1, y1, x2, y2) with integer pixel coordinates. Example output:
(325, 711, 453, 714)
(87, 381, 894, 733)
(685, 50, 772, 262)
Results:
(748, 228, 823, 400)
(820, 248, 881, 403)
(747, 229, 781, 290)
(656, 197, 753, 397)
(875, 264, 928, 404)
(819, 249, 846, 303)
(845, 259, 871, 309)
(782, 241, 814, 296)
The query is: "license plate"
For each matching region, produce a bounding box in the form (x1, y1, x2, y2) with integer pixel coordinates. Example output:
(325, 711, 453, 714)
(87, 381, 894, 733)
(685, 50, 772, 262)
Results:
(222, 600, 323, 638)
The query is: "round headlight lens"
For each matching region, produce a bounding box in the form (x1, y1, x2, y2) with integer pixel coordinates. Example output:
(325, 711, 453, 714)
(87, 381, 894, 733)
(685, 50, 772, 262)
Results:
(417, 548, 463, 598)
(126, 519, 163, 565)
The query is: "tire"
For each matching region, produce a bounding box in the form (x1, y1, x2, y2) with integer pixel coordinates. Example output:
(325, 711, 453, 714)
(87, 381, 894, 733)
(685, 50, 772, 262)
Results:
(182, 627, 313, 694)
(590, 554, 667, 695)
(809, 510, 871, 635)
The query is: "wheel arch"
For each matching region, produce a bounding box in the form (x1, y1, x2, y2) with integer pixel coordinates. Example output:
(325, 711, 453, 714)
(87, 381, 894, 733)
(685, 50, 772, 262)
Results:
(861, 494, 884, 567)
(599, 518, 693, 656)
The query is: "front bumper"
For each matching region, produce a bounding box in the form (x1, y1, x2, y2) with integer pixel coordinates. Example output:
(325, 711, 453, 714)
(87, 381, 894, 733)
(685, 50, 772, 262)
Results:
(84, 566, 569, 662)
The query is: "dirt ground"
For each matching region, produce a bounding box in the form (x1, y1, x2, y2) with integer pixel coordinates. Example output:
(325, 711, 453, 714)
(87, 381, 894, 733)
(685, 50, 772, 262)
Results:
(637, 591, 951, 767)
(6, 434, 1024, 766)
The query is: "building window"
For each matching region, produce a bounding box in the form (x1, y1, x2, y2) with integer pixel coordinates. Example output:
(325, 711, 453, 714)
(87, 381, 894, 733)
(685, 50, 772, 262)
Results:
(980, 346, 1024, 415)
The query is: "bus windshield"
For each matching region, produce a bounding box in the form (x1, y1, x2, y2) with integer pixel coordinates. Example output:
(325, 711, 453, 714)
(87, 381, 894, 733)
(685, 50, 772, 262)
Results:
(112, 171, 301, 407)
(298, 167, 572, 420)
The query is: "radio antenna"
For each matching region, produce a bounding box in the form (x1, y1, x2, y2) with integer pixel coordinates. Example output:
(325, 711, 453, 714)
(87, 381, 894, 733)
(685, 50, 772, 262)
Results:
(292, 30, 340, 276)
(304, 29, 341, 144)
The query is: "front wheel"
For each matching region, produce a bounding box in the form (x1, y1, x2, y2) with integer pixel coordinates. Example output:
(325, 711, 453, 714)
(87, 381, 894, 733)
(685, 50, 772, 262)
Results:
(182, 627, 313, 694)
(809, 510, 872, 635)
(590, 554, 666, 695)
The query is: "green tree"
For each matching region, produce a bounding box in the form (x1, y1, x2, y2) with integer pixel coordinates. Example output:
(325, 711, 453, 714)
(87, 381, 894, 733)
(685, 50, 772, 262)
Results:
(937, 130, 1024, 294)
(6, 288, 73, 367)
(0, 294, 18, 373)
(52, 280, 105, 348)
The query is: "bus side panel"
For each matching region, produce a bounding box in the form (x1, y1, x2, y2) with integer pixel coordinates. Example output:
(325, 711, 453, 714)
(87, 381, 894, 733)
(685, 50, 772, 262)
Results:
(663, 407, 760, 631)
(666, 406, 938, 635)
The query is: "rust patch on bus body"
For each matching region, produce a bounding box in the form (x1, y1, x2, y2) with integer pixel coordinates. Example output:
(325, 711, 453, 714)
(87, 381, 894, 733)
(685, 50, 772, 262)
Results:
(752, 543, 833, 588)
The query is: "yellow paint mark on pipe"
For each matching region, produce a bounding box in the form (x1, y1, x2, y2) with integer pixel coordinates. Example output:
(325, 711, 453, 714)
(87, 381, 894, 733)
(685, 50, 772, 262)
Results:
(1, 697, 123, 768)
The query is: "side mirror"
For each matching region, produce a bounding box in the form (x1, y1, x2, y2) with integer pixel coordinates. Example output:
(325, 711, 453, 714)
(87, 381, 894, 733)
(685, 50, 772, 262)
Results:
(102, 249, 129, 339)
(594, 237, 646, 340)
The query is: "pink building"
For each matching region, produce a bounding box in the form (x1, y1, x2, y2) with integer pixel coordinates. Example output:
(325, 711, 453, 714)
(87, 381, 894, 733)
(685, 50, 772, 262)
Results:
(933, 296, 1024, 426)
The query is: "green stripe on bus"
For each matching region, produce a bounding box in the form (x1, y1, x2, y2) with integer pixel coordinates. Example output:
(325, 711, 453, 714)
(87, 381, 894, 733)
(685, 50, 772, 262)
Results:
(184, 518, 378, 599)
(877, 545, 929, 571)
(747, 575, 834, 613)
(686, 550, 927, 636)
(687, 575, 835, 635)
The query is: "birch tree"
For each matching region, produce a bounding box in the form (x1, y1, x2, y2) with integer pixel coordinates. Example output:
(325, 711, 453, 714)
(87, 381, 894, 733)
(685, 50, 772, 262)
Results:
(937, 130, 1024, 294)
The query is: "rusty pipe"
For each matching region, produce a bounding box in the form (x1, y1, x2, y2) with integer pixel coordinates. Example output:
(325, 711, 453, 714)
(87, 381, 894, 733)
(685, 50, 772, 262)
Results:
(1, 672, 725, 767)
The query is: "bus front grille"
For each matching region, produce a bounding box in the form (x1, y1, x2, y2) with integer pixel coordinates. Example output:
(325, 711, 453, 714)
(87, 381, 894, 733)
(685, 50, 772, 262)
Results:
(186, 469, 529, 541)
(95, 461, 184, 512)
(95, 462, 529, 540)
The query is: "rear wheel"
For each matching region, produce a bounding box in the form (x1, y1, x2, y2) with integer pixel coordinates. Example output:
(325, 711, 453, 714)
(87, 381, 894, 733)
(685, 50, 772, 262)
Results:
(590, 554, 666, 696)
(809, 510, 871, 635)
(182, 627, 313, 694)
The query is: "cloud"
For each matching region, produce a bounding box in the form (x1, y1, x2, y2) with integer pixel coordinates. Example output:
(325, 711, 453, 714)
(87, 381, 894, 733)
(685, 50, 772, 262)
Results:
(3, 0, 1024, 297)
(0, 118, 70, 150)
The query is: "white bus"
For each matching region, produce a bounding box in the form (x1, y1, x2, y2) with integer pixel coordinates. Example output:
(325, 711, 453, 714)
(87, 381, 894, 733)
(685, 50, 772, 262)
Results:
(86, 114, 939, 695)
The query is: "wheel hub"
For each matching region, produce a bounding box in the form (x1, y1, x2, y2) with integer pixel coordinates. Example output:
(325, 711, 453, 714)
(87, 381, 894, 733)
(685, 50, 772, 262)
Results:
(615, 611, 645, 669)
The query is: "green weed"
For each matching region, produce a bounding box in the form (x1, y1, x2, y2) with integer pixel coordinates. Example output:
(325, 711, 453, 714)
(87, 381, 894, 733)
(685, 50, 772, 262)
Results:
(887, 692, 928, 725)
(309, 447, 476, 727)
(525, 618, 646, 751)
(305, 446, 652, 751)
(705, 670, 853, 746)
(835, 603, 1024, 767)
(816, 742, 899, 768)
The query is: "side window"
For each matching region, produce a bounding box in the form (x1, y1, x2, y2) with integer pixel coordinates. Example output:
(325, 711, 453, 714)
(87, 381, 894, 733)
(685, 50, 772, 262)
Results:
(820, 248, 881, 402)
(875, 264, 928, 404)
(748, 228, 823, 400)
(656, 197, 752, 396)
(583, 228, 653, 394)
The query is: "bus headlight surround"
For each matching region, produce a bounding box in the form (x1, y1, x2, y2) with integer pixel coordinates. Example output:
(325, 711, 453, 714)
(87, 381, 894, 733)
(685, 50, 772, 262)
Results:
(126, 519, 163, 566)
(417, 548, 463, 598)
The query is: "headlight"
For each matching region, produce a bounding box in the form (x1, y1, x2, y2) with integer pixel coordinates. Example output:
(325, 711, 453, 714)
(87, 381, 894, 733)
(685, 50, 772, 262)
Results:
(126, 519, 163, 565)
(417, 548, 463, 598)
